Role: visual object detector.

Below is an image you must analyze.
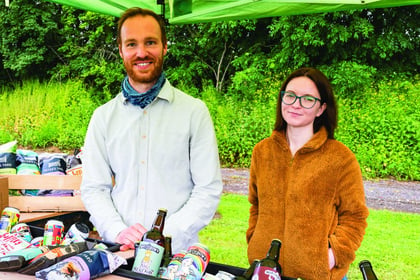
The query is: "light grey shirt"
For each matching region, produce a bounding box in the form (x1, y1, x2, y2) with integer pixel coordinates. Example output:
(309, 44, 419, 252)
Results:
(81, 80, 223, 253)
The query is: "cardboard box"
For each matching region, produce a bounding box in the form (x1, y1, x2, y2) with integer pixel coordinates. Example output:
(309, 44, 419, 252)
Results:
(4, 175, 84, 212)
(0, 176, 9, 211)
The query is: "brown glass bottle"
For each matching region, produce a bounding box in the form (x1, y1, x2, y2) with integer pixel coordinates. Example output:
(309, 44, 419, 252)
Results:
(132, 208, 167, 276)
(252, 239, 282, 280)
(359, 260, 379, 280)
(142, 208, 167, 245)
(233, 259, 260, 280)
(157, 235, 172, 278)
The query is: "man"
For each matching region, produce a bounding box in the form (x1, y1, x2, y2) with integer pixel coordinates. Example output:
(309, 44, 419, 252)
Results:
(81, 7, 223, 253)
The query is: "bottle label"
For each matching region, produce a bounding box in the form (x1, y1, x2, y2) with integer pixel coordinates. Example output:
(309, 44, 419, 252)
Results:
(132, 241, 164, 276)
(252, 266, 281, 280)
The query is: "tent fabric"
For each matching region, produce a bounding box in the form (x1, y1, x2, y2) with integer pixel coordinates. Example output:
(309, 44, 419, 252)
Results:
(45, 0, 420, 24)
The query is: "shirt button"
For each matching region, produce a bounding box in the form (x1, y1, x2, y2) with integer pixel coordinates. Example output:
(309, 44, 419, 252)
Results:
(140, 185, 145, 190)
(141, 160, 145, 164)
(142, 135, 146, 139)
(143, 110, 147, 115)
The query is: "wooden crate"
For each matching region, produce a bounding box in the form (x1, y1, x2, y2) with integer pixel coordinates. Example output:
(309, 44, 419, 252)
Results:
(0, 177, 9, 210)
(3, 175, 85, 212)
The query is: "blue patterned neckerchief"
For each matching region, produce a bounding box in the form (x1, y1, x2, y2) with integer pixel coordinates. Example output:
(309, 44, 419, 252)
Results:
(121, 73, 166, 108)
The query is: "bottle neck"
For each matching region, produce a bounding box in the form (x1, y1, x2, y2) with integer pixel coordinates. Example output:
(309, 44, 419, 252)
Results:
(360, 262, 378, 280)
(267, 240, 281, 261)
(152, 210, 166, 232)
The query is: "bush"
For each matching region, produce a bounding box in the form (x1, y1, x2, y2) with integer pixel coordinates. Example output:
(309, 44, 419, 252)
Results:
(201, 86, 277, 167)
(0, 79, 100, 151)
(0, 76, 418, 180)
(336, 78, 420, 180)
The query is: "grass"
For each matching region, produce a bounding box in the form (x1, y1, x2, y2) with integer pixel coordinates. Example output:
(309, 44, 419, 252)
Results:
(199, 193, 420, 280)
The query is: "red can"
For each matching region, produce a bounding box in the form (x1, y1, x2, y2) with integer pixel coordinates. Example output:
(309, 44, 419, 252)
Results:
(43, 220, 64, 246)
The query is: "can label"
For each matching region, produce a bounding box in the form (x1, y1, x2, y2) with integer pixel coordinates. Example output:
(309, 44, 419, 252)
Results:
(0, 207, 20, 233)
(11, 223, 32, 242)
(176, 243, 210, 280)
(132, 241, 164, 276)
(61, 223, 89, 245)
(30, 236, 44, 247)
(43, 220, 64, 246)
(161, 251, 186, 280)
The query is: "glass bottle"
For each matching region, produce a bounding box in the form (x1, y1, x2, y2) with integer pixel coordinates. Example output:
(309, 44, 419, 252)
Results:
(233, 259, 260, 280)
(132, 208, 167, 276)
(157, 235, 173, 278)
(359, 260, 379, 280)
(252, 239, 282, 280)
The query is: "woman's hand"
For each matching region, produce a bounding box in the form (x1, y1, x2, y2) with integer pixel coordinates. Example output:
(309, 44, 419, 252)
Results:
(328, 248, 336, 270)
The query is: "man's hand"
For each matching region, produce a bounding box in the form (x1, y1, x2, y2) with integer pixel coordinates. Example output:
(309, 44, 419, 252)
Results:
(115, 223, 148, 251)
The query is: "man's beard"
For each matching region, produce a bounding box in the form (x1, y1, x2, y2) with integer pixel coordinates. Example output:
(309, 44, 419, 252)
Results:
(124, 56, 164, 85)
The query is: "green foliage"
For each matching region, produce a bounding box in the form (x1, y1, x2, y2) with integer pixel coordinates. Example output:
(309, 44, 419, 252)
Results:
(166, 19, 261, 92)
(0, 0, 62, 80)
(200, 87, 277, 167)
(320, 62, 377, 98)
(1, 76, 419, 180)
(0, 4, 419, 179)
(336, 77, 420, 180)
(51, 7, 124, 97)
(0, 80, 99, 151)
(200, 194, 420, 279)
(266, 8, 419, 75)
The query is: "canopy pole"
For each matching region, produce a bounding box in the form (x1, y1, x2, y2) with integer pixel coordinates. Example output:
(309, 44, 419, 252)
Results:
(157, 0, 168, 25)
(5, 0, 10, 7)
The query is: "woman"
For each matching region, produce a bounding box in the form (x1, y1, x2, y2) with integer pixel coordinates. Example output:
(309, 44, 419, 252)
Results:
(246, 67, 369, 280)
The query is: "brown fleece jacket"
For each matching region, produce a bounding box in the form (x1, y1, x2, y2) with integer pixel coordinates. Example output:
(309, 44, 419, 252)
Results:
(246, 127, 369, 280)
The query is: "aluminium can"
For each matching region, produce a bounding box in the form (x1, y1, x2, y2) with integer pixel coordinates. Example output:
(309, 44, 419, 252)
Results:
(30, 236, 44, 247)
(176, 243, 210, 280)
(162, 250, 186, 280)
(61, 222, 89, 245)
(132, 240, 165, 276)
(0, 207, 21, 233)
(11, 222, 32, 242)
(43, 219, 64, 246)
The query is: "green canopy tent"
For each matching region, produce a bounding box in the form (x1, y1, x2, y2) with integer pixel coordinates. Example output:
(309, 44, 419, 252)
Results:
(44, 0, 420, 24)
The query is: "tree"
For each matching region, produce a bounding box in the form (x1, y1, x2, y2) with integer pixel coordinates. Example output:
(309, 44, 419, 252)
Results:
(0, 0, 62, 82)
(166, 19, 262, 92)
(52, 7, 124, 96)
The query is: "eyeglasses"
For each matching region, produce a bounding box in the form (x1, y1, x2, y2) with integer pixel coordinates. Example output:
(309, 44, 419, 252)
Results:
(280, 91, 321, 109)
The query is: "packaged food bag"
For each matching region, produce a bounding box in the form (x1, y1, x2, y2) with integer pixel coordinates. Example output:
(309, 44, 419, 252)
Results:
(0, 140, 17, 175)
(16, 149, 41, 175)
(39, 153, 67, 175)
(18, 242, 88, 275)
(0, 232, 32, 256)
(66, 148, 83, 176)
(38, 153, 73, 196)
(35, 249, 127, 280)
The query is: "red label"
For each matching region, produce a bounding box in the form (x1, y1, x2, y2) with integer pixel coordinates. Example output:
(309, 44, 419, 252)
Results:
(252, 266, 281, 280)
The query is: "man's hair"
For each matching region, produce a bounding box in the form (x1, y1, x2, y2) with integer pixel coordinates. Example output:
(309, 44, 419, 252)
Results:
(117, 7, 167, 46)
(274, 67, 338, 139)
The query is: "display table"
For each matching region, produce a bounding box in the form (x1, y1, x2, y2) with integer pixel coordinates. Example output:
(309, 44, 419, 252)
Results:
(3, 212, 294, 280)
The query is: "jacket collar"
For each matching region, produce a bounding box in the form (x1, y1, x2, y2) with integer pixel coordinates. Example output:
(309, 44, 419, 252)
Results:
(271, 126, 328, 153)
